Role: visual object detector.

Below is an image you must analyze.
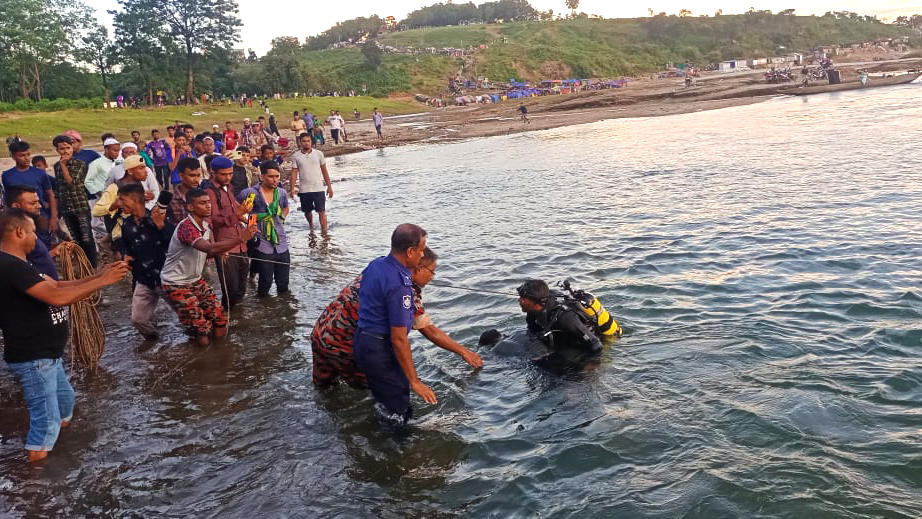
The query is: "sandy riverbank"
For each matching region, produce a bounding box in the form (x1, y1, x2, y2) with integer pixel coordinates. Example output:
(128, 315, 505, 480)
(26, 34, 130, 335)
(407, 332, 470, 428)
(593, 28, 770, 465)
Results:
(283, 57, 922, 159)
(3, 58, 919, 170)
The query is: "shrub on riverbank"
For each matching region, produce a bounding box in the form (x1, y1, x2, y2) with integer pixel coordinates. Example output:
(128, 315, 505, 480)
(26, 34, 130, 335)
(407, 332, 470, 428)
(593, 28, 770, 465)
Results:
(0, 98, 105, 113)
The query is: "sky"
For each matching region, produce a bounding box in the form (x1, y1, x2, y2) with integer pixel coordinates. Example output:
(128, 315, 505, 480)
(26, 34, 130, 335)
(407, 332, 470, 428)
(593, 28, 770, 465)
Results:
(85, 0, 921, 55)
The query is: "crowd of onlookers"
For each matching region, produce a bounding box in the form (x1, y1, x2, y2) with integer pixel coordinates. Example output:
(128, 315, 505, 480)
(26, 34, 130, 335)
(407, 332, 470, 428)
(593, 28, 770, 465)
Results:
(0, 108, 356, 460)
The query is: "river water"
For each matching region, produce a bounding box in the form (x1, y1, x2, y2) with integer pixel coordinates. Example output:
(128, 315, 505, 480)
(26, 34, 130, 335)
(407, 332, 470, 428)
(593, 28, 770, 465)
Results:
(3, 85, 922, 518)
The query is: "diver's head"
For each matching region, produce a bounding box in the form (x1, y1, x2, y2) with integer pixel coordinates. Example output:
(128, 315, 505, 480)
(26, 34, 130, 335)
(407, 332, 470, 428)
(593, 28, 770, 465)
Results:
(517, 279, 549, 313)
(479, 329, 504, 346)
(411, 247, 438, 287)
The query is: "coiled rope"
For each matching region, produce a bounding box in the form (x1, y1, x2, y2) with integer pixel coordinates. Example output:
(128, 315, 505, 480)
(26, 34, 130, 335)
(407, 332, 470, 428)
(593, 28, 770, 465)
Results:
(57, 242, 106, 370)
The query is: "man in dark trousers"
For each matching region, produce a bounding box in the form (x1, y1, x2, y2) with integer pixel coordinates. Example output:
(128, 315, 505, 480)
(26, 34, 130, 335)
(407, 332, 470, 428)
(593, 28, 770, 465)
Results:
(206, 156, 254, 309)
(352, 223, 436, 425)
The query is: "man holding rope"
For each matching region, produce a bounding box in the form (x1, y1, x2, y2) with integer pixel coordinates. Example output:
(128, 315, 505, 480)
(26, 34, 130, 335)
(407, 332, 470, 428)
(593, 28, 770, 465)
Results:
(0, 208, 129, 462)
(237, 161, 290, 297)
(206, 156, 254, 310)
(160, 189, 256, 346)
(118, 183, 175, 341)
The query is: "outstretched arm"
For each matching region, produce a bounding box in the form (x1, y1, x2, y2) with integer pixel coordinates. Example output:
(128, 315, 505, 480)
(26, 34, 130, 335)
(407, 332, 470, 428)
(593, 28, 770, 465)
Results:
(418, 324, 482, 367)
(27, 261, 130, 306)
(192, 226, 256, 257)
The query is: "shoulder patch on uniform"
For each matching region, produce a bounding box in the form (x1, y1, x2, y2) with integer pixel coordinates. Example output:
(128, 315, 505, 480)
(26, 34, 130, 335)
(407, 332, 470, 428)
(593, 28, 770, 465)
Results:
(403, 294, 412, 309)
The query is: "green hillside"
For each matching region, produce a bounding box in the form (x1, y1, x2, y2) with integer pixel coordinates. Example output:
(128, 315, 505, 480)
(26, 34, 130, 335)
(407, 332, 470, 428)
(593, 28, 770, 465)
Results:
(261, 14, 914, 97)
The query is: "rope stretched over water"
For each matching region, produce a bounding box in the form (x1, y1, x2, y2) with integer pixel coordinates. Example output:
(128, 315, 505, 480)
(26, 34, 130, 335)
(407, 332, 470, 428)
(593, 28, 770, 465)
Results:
(225, 253, 515, 297)
(58, 242, 106, 370)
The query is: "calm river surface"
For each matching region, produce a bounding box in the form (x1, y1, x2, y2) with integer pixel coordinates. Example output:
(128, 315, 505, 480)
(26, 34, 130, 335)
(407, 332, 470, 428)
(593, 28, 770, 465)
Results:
(3, 85, 922, 518)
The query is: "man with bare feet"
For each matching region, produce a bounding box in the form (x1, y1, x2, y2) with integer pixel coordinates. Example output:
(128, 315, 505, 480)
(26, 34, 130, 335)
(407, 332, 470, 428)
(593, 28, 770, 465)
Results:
(0, 208, 129, 462)
(160, 189, 256, 346)
(290, 132, 333, 235)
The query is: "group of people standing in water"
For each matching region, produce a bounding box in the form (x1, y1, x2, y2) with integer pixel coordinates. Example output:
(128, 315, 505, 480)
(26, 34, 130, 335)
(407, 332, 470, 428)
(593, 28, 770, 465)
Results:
(311, 223, 622, 426)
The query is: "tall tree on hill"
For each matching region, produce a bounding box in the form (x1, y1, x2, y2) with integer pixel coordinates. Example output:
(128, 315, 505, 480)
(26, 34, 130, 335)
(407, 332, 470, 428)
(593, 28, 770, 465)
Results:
(77, 25, 119, 103)
(110, 3, 168, 104)
(362, 40, 384, 70)
(112, 0, 242, 104)
(264, 36, 305, 92)
(0, 0, 93, 100)
(565, 0, 579, 17)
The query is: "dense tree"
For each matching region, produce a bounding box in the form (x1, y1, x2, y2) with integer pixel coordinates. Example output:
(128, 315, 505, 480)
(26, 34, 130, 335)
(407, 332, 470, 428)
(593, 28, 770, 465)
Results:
(565, 0, 579, 16)
(400, 0, 538, 30)
(306, 16, 383, 51)
(111, 0, 242, 103)
(0, 0, 94, 100)
(110, 4, 169, 103)
(77, 25, 119, 102)
(263, 36, 305, 92)
(362, 40, 384, 70)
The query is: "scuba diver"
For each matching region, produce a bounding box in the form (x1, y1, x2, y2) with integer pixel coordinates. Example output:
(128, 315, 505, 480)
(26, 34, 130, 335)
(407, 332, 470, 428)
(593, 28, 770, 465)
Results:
(480, 279, 622, 369)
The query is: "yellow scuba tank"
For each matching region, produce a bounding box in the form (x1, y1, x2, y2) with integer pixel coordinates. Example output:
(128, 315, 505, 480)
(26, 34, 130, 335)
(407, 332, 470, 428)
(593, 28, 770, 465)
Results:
(559, 280, 623, 337)
(581, 294, 621, 336)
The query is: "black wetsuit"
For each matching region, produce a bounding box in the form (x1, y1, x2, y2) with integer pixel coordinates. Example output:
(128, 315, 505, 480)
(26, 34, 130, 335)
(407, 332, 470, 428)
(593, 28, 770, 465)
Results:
(525, 292, 603, 355)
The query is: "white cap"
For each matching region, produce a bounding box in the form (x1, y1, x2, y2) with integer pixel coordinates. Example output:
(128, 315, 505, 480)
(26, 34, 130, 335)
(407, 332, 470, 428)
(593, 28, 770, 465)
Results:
(103, 138, 120, 146)
(212, 124, 219, 128)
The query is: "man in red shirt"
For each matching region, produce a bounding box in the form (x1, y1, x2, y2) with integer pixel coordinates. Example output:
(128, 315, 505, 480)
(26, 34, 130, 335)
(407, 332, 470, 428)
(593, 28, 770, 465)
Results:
(205, 156, 253, 309)
(223, 121, 239, 152)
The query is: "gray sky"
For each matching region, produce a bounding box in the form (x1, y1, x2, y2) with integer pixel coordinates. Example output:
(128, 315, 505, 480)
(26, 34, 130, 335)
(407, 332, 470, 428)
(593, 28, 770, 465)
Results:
(85, 0, 921, 55)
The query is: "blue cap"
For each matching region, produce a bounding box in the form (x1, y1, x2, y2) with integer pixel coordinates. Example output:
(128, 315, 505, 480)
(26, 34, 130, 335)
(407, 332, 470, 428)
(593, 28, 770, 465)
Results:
(211, 156, 233, 170)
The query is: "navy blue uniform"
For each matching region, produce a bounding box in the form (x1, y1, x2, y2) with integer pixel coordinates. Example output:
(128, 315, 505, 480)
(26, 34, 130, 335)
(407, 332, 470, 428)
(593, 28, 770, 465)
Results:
(353, 255, 415, 421)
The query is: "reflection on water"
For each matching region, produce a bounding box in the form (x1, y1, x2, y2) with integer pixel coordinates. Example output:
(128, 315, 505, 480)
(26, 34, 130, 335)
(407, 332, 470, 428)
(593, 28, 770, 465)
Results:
(3, 85, 922, 517)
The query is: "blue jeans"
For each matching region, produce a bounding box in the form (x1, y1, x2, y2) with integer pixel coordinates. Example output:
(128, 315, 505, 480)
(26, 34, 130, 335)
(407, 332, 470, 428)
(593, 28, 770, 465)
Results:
(7, 358, 75, 451)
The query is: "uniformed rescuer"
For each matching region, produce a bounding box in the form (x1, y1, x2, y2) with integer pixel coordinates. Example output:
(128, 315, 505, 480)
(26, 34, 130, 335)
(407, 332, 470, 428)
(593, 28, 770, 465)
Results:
(353, 223, 436, 424)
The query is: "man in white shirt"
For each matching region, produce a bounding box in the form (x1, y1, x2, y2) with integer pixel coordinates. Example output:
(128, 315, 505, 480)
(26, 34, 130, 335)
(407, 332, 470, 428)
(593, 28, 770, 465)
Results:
(289, 132, 333, 235)
(86, 137, 121, 233)
(335, 111, 348, 142)
(327, 111, 343, 144)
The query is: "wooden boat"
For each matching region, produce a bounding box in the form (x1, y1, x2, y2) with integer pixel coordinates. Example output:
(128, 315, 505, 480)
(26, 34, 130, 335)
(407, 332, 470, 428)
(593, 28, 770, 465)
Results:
(777, 72, 921, 96)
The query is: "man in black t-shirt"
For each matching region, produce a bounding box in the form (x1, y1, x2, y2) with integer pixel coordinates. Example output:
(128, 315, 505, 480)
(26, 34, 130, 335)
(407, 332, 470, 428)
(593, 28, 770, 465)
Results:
(0, 208, 129, 462)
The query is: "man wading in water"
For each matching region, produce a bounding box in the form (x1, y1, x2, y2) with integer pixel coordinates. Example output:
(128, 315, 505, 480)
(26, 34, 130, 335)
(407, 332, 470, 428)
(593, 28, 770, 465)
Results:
(0, 208, 128, 462)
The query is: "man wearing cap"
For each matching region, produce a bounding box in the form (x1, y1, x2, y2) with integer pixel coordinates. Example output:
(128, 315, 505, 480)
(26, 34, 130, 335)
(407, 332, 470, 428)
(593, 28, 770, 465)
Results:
(92, 155, 151, 253)
(241, 118, 255, 148)
(86, 137, 121, 202)
(105, 143, 159, 209)
(251, 121, 274, 149)
(195, 136, 216, 180)
(205, 155, 253, 309)
(64, 130, 100, 167)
